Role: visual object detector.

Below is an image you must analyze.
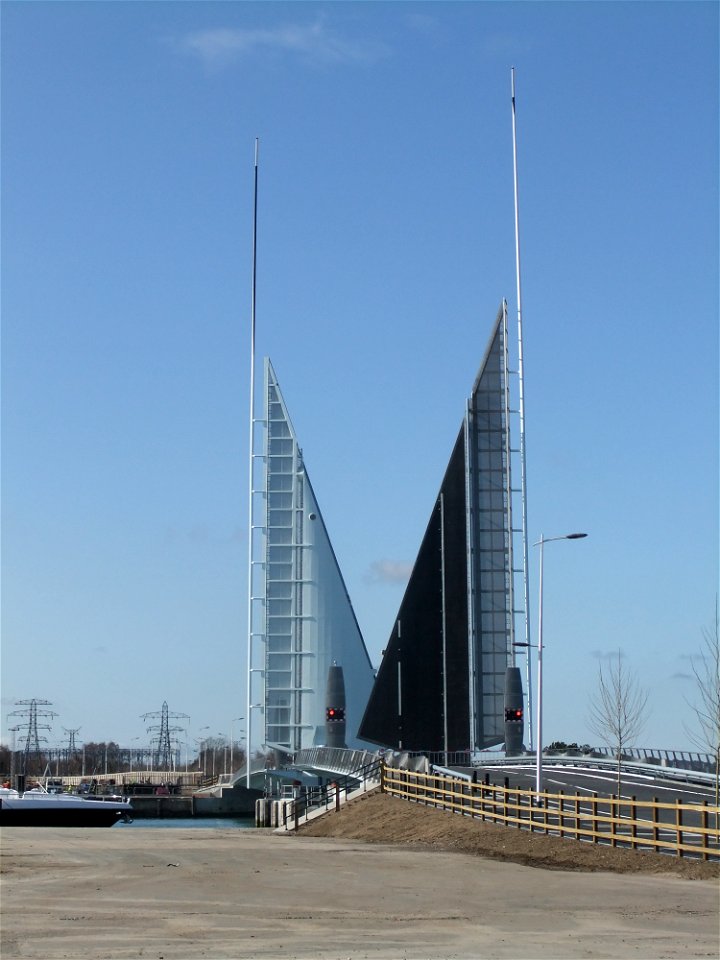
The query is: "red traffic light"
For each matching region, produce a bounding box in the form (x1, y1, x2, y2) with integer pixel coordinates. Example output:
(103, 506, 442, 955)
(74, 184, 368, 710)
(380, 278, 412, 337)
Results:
(326, 707, 345, 722)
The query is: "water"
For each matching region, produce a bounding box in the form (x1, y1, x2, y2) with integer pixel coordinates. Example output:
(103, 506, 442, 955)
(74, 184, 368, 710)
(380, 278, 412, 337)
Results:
(118, 817, 255, 829)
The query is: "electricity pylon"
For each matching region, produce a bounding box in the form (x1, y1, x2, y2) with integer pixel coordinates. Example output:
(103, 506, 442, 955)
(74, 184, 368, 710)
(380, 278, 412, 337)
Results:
(8, 699, 57, 774)
(142, 701, 189, 771)
(63, 727, 81, 763)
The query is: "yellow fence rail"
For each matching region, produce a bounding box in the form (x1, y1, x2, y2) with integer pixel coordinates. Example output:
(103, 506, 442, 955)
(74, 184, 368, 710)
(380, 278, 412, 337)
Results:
(381, 765, 720, 861)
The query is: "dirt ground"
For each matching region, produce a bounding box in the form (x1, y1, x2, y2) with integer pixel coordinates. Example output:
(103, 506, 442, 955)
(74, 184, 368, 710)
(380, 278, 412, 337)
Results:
(297, 790, 720, 880)
(1, 795, 717, 960)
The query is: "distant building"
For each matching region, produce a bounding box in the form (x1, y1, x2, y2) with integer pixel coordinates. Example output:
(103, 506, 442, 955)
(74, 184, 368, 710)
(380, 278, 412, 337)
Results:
(359, 303, 516, 753)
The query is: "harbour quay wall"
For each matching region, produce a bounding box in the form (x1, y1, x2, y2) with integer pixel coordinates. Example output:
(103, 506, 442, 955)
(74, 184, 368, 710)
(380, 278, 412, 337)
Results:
(128, 786, 258, 819)
(127, 795, 194, 818)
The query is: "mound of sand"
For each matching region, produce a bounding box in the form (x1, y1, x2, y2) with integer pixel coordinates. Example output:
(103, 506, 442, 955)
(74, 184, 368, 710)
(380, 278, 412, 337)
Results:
(296, 790, 719, 880)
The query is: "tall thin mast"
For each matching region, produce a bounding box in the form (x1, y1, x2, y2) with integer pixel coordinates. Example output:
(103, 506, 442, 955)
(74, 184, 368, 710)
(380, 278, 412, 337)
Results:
(246, 139, 259, 788)
(511, 68, 533, 749)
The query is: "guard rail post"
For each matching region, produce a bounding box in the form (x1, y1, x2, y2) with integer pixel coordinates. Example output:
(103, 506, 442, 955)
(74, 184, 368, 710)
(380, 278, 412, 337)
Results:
(574, 791, 580, 842)
(611, 795, 617, 848)
(676, 799, 683, 857)
(652, 797, 659, 851)
(591, 792, 598, 844)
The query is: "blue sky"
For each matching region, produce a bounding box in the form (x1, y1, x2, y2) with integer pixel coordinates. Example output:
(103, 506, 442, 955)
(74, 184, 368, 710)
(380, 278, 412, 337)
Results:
(2, 1, 718, 757)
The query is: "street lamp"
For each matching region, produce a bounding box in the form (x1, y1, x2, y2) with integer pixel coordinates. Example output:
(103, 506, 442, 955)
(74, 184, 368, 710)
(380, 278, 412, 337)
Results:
(230, 717, 244, 774)
(534, 532, 588, 804)
(246, 703, 264, 789)
(197, 726, 209, 775)
(131, 737, 140, 772)
(217, 733, 224, 778)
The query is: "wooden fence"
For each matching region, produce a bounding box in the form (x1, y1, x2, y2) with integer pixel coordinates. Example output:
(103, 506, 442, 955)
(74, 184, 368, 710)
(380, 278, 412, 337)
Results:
(381, 765, 720, 861)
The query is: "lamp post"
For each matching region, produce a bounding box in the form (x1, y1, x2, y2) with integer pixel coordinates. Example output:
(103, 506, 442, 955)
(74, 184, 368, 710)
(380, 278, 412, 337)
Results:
(230, 717, 244, 774)
(217, 734, 224, 778)
(197, 726, 209, 775)
(235, 727, 246, 766)
(534, 532, 588, 804)
(245, 703, 263, 788)
(131, 737, 140, 772)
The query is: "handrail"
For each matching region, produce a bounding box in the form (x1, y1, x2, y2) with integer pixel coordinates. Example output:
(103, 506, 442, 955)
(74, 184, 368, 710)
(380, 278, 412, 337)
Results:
(281, 758, 383, 830)
(590, 746, 716, 771)
(293, 747, 379, 775)
(471, 754, 718, 788)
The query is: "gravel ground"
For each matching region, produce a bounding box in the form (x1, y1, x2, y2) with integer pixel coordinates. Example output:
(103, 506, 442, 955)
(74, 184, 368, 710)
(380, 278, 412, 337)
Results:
(1, 796, 717, 960)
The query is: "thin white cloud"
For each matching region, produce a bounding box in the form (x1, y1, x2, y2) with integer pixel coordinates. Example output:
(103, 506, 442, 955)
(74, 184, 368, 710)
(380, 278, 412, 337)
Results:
(479, 33, 535, 59)
(178, 19, 390, 69)
(366, 559, 412, 586)
(405, 12, 441, 39)
(590, 649, 626, 661)
(163, 524, 245, 546)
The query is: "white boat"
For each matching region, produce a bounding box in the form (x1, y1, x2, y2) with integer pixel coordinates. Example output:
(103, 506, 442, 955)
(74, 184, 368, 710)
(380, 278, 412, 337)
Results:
(0, 785, 132, 827)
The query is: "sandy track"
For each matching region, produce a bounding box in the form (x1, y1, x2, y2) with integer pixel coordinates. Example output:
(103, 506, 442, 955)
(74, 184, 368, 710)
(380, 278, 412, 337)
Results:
(1, 818, 717, 960)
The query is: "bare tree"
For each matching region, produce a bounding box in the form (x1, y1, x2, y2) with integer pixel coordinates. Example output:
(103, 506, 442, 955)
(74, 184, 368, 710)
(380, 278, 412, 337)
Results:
(588, 650, 649, 795)
(685, 602, 720, 812)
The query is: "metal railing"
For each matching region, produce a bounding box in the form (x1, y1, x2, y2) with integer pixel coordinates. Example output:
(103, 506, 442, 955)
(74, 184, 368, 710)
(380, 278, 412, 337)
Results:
(282, 757, 383, 830)
(43, 771, 206, 790)
(382, 765, 720, 861)
(591, 747, 717, 773)
(293, 747, 379, 775)
(471, 753, 717, 788)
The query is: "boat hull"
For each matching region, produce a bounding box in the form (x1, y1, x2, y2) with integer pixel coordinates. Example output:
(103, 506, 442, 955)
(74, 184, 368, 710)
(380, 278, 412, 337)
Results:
(0, 796, 132, 828)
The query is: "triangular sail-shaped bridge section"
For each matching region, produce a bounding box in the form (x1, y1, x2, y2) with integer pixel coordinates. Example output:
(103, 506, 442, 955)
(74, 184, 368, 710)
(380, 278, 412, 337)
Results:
(359, 304, 515, 753)
(258, 359, 376, 752)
